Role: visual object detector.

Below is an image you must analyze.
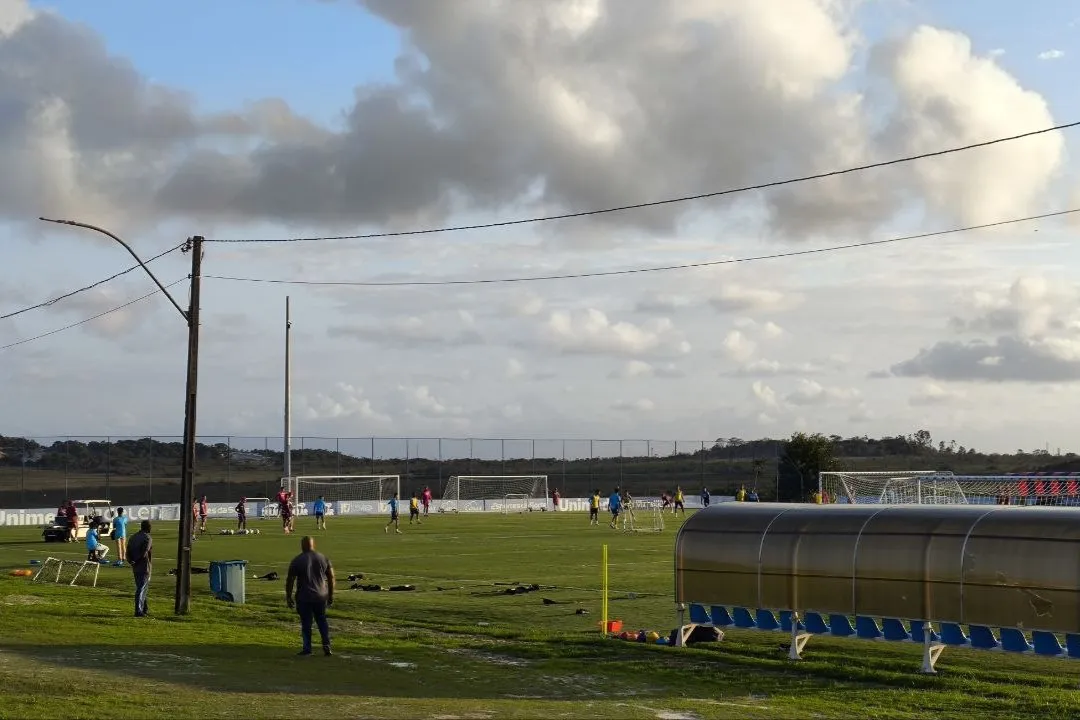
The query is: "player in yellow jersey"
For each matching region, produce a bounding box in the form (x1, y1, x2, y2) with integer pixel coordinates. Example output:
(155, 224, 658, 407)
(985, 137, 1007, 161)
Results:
(812, 489, 822, 504)
(673, 487, 685, 517)
(409, 493, 421, 525)
(589, 490, 600, 526)
(736, 486, 747, 502)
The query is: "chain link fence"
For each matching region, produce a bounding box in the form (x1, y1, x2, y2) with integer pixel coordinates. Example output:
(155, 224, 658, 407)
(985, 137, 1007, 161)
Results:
(0, 435, 786, 508)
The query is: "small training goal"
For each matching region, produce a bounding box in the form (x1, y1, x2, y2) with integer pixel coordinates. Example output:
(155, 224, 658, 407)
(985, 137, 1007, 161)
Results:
(442, 475, 550, 513)
(32, 557, 101, 587)
(293, 475, 401, 506)
(621, 498, 664, 533)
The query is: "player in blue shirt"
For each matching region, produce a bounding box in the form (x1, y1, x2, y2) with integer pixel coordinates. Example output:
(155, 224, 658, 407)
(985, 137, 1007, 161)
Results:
(313, 496, 328, 530)
(111, 507, 129, 566)
(384, 493, 402, 534)
(608, 487, 622, 529)
(86, 525, 109, 561)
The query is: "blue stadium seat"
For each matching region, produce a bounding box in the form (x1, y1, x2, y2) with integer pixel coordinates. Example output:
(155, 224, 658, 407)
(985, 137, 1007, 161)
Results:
(855, 616, 882, 640)
(710, 606, 733, 627)
(940, 622, 969, 646)
(1031, 631, 1063, 657)
(732, 607, 756, 628)
(756, 609, 781, 631)
(688, 604, 711, 625)
(804, 612, 830, 634)
(829, 614, 856, 637)
(1065, 634, 1080, 659)
(969, 625, 1000, 650)
(1000, 628, 1033, 653)
(909, 620, 940, 644)
(779, 610, 805, 633)
(881, 618, 910, 642)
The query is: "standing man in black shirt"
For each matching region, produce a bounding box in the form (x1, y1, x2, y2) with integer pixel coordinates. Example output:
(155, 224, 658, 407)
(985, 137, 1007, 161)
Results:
(285, 535, 335, 656)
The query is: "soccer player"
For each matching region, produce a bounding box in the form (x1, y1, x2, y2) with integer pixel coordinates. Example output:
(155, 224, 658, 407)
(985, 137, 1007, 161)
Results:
(736, 485, 747, 502)
(608, 487, 622, 529)
(620, 490, 636, 530)
(86, 523, 108, 561)
(421, 486, 432, 516)
(313, 496, 327, 530)
(552, 489, 560, 511)
(191, 501, 199, 542)
(408, 493, 421, 525)
(589, 489, 600, 526)
(660, 492, 672, 514)
(384, 493, 402, 534)
(198, 495, 209, 533)
(281, 493, 294, 534)
(112, 507, 129, 565)
(811, 489, 822, 504)
(700, 487, 711, 508)
(236, 497, 247, 531)
(65, 501, 78, 543)
(673, 486, 685, 517)
(286, 535, 335, 656)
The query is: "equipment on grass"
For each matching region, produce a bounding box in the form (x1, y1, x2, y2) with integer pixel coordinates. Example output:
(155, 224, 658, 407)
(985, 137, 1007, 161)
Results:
(818, 470, 1080, 506)
(442, 475, 549, 513)
(31, 556, 100, 587)
(293, 475, 400, 508)
(622, 499, 664, 533)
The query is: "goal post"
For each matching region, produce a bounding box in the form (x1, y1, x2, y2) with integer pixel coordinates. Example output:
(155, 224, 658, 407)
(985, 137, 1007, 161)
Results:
(442, 475, 549, 513)
(294, 475, 401, 506)
(622, 498, 664, 533)
(818, 470, 966, 505)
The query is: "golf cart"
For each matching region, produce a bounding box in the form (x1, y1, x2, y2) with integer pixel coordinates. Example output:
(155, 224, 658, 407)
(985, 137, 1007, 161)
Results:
(42, 499, 113, 542)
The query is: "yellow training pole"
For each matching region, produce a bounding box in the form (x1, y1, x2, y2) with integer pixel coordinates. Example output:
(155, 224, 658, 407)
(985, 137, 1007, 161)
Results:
(601, 544, 609, 636)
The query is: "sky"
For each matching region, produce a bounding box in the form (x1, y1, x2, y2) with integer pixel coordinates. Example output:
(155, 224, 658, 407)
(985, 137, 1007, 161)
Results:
(2, 0, 1080, 453)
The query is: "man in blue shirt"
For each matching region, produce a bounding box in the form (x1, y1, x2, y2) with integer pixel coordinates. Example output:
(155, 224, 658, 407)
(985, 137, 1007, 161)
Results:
(86, 525, 108, 561)
(111, 507, 129, 566)
(608, 487, 622, 529)
(313, 496, 328, 530)
(384, 494, 402, 534)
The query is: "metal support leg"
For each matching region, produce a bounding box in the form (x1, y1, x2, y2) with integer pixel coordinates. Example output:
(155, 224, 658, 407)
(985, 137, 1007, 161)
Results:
(921, 624, 945, 674)
(788, 611, 811, 661)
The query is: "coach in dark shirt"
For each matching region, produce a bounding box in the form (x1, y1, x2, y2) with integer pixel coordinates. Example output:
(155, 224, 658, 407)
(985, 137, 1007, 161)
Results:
(127, 520, 153, 617)
(285, 535, 335, 656)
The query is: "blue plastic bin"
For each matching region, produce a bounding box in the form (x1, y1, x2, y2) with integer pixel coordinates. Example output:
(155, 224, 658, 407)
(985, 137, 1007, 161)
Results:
(209, 560, 248, 604)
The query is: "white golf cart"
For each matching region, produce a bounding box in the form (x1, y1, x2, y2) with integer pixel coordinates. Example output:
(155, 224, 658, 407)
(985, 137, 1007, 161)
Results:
(42, 499, 114, 542)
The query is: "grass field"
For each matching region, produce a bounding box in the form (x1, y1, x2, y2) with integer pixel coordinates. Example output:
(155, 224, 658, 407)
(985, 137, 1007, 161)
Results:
(1, 511, 1079, 719)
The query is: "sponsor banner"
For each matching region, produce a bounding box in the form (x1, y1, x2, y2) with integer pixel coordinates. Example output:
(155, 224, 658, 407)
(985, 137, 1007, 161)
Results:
(0, 496, 727, 527)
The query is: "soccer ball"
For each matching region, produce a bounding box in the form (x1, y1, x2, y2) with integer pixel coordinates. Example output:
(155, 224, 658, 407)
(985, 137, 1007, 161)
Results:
(253, 529, 260, 535)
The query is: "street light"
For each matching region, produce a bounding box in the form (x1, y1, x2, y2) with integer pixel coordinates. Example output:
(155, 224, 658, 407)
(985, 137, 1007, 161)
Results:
(39, 217, 204, 615)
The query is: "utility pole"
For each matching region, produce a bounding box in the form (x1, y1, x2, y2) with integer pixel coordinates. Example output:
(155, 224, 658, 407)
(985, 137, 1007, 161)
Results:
(283, 296, 292, 493)
(175, 236, 204, 615)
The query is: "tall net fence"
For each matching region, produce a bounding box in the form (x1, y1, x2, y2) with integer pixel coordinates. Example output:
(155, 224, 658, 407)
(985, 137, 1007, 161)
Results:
(820, 471, 1080, 506)
(0, 435, 781, 508)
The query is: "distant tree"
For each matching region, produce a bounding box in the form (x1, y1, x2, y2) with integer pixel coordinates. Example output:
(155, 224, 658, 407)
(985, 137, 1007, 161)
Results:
(783, 432, 837, 499)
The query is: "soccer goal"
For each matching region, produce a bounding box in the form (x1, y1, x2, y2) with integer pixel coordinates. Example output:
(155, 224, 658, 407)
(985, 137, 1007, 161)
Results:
(818, 470, 967, 505)
(293, 475, 401, 505)
(622, 498, 664, 533)
(244, 497, 273, 519)
(31, 557, 100, 587)
(442, 475, 549, 513)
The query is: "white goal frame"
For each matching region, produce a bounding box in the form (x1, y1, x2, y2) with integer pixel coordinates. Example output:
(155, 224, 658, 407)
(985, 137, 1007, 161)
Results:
(243, 497, 273, 519)
(293, 475, 401, 506)
(32, 557, 100, 587)
(622, 498, 664, 533)
(818, 470, 965, 505)
(442, 475, 550, 513)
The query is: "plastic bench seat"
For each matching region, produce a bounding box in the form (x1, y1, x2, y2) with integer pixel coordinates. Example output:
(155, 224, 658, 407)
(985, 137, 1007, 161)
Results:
(710, 606, 733, 627)
(804, 612, 830, 634)
(1064, 633, 1080, 659)
(881, 618, 910, 642)
(732, 607, 756, 628)
(999, 628, 1033, 653)
(969, 625, 1000, 650)
(779, 610, 805, 633)
(829, 614, 856, 637)
(940, 622, 969, 646)
(688, 604, 711, 625)
(1032, 631, 1064, 657)
(910, 621, 940, 644)
(855, 616, 882, 640)
(756, 609, 781, 631)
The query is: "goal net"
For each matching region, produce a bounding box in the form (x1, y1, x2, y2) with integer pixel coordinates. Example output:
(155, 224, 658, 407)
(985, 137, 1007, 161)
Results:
(819, 470, 968, 505)
(442, 475, 549, 513)
(294, 475, 401, 505)
(622, 498, 664, 533)
(32, 557, 101, 587)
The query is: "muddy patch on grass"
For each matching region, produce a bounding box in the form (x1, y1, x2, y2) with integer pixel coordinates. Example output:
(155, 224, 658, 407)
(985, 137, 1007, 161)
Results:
(38, 649, 211, 676)
(444, 648, 531, 667)
(2, 594, 48, 606)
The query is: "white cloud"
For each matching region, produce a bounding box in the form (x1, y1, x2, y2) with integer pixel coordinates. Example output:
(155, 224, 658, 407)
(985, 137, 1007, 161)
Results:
(541, 309, 691, 357)
(910, 383, 965, 406)
(611, 398, 655, 412)
(710, 286, 793, 313)
(785, 379, 862, 406)
(506, 358, 526, 379)
(1038, 49, 1065, 60)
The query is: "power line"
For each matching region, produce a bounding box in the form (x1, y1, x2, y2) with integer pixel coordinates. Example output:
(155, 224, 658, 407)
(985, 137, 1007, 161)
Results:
(203, 207, 1080, 288)
(207, 121, 1080, 244)
(0, 242, 186, 321)
(0, 277, 189, 352)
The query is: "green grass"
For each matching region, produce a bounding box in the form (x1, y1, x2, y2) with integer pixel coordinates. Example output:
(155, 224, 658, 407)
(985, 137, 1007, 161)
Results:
(0, 512, 1078, 719)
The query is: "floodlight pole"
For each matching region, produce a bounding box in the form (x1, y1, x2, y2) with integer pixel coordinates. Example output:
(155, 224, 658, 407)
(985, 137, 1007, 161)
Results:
(284, 296, 292, 492)
(37, 218, 203, 615)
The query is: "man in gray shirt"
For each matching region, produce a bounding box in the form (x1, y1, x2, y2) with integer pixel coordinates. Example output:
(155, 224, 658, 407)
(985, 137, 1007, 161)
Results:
(126, 520, 153, 617)
(286, 535, 335, 656)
